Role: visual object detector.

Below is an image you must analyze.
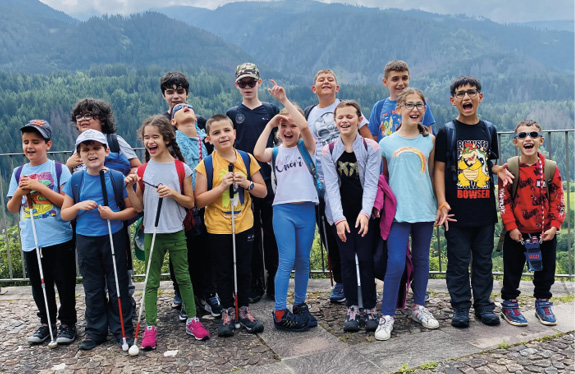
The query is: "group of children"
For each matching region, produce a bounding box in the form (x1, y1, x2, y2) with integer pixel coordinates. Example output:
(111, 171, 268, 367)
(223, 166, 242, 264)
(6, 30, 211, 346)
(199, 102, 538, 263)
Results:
(8, 60, 565, 351)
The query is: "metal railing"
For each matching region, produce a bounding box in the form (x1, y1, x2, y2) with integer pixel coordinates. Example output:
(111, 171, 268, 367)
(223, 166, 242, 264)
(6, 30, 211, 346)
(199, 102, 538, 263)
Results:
(1, 130, 573, 283)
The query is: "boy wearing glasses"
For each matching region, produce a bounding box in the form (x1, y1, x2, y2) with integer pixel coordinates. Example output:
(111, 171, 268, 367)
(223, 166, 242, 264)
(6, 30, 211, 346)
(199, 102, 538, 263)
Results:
(498, 120, 564, 327)
(368, 60, 435, 141)
(434, 76, 511, 328)
(227, 63, 279, 303)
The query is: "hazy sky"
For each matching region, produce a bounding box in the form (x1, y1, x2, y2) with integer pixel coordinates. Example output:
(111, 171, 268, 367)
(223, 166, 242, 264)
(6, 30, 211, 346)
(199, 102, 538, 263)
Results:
(39, 0, 575, 24)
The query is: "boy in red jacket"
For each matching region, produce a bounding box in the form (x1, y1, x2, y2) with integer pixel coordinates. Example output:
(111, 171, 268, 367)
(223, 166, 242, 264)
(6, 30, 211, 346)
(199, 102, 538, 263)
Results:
(498, 120, 565, 326)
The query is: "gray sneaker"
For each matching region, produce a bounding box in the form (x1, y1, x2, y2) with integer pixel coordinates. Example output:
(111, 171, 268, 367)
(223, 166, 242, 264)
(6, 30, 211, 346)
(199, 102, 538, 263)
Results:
(56, 324, 76, 345)
(28, 324, 55, 345)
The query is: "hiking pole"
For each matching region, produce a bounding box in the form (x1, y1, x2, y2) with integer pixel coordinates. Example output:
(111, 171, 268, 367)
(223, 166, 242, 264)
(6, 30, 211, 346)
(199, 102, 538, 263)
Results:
(99, 170, 128, 352)
(354, 253, 363, 310)
(320, 214, 334, 287)
(129, 196, 163, 356)
(26, 194, 58, 349)
(229, 163, 241, 329)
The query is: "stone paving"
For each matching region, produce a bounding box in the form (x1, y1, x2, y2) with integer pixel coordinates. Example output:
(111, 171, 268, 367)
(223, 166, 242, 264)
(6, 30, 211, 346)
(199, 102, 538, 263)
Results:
(0, 279, 573, 373)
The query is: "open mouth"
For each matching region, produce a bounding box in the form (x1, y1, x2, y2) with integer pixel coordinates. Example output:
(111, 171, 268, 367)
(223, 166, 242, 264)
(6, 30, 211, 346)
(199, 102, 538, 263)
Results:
(524, 144, 534, 150)
(463, 103, 473, 110)
(147, 145, 158, 154)
(87, 156, 99, 162)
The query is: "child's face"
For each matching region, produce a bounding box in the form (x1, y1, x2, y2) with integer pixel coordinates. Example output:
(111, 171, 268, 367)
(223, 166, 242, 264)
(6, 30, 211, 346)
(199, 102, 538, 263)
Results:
(163, 84, 189, 110)
(383, 70, 410, 99)
(312, 73, 339, 97)
(334, 106, 361, 137)
(278, 118, 300, 147)
(79, 141, 109, 170)
(450, 83, 483, 120)
(75, 112, 103, 133)
(236, 77, 261, 101)
(513, 125, 544, 158)
(207, 120, 236, 151)
(172, 104, 197, 128)
(22, 131, 51, 166)
(397, 93, 426, 128)
(143, 125, 169, 157)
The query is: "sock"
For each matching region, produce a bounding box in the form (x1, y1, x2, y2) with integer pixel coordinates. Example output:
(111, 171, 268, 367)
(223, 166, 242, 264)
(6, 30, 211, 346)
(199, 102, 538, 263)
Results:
(274, 310, 285, 321)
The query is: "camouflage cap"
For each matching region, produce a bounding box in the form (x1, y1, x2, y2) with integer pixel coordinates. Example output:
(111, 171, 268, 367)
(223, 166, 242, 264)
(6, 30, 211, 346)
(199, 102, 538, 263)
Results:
(235, 62, 260, 82)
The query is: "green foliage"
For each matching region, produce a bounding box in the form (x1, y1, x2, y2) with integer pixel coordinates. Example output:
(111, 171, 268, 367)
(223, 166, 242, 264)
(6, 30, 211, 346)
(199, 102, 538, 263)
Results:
(499, 339, 510, 349)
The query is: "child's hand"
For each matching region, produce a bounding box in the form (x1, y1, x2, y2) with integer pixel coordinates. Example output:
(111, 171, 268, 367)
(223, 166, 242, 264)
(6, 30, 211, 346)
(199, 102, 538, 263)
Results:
(66, 153, 83, 169)
(18, 176, 43, 192)
(372, 207, 380, 219)
(124, 174, 139, 186)
(336, 220, 350, 242)
(541, 227, 557, 241)
(98, 205, 115, 220)
(157, 185, 176, 199)
(268, 79, 286, 102)
(233, 172, 248, 188)
(220, 171, 234, 190)
(497, 164, 514, 187)
(76, 200, 98, 211)
(509, 228, 523, 242)
(356, 214, 369, 237)
(434, 203, 457, 230)
(268, 114, 289, 129)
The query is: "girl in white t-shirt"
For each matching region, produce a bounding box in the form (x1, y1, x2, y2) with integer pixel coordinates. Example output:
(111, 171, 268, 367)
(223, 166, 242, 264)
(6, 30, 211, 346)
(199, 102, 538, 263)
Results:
(254, 81, 318, 331)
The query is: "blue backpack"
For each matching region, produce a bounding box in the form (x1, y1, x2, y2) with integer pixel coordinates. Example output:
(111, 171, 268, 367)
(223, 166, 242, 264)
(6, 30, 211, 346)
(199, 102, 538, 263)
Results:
(104, 133, 132, 176)
(204, 150, 251, 190)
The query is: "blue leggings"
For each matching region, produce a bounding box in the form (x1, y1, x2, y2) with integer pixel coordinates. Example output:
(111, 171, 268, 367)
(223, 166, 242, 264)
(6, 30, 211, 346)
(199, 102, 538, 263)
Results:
(272, 202, 316, 311)
(381, 221, 433, 316)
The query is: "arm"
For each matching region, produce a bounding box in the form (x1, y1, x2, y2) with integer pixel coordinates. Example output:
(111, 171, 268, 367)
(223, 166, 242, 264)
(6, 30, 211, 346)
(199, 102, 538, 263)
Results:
(237, 170, 267, 199)
(156, 175, 195, 209)
(433, 160, 455, 229)
(17, 176, 65, 207)
(129, 158, 142, 175)
(498, 175, 522, 242)
(65, 153, 83, 172)
(60, 193, 98, 221)
(357, 140, 381, 236)
(194, 170, 232, 209)
(359, 125, 376, 141)
(367, 102, 380, 139)
(124, 173, 144, 212)
(542, 167, 565, 241)
(253, 120, 276, 163)
(428, 135, 436, 185)
(98, 199, 138, 221)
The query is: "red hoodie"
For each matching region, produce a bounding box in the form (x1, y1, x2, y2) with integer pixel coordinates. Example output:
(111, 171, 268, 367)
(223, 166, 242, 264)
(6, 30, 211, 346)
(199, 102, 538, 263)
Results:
(498, 153, 565, 234)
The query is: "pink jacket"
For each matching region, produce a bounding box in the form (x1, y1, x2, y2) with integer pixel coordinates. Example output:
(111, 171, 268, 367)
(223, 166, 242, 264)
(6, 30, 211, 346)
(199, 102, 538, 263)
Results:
(373, 174, 397, 240)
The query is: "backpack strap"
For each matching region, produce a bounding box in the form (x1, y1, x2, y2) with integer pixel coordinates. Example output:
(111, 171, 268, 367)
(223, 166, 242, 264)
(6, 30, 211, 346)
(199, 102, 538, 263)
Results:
(205, 154, 214, 190)
(174, 159, 186, 192)
(237, 150, 252, 180)
(261, 102, 277, 119)
(136, 163, 148, 192)
(70, 171, 84, 204)
(106, 133, 120, 153)
(543, 159, 557, 199)
(271, 146, 279, 190)
(303, 104, 316, 120)
(296, 140, 317, 176)
(107, 169, 126, 210)
(15, 160, 63, 192)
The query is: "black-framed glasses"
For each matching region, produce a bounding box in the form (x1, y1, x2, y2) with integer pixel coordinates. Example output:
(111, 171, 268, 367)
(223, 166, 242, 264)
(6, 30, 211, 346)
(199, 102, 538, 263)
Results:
(514, 131, 543, 139)
(237, 80, 258, 89)
(75, 113, 95, 121)
(402, 102, 426, 111)
(454, 89, 479, 99)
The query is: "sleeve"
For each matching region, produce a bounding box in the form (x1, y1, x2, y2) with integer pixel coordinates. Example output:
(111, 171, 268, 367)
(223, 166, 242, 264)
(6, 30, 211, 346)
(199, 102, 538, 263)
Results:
(183, 163, 193, 179)
(321, 144, 345, 224)
(368, 101, 380, 136)
(361, 140, 381, 219)
(248, 154, 262, 177)
(62, 178, 74, 198)
(7, 168, 19, 198)
(489, 125, 499, 161)
(116, 135, 138, 160)
(498, 176, 517, 232)
(549, 167, 565, 230)
(422, 102, 436, 127)
(434, 126, 447, 163)
(359, 111, 369, 129)
(195, 160, 206, 177)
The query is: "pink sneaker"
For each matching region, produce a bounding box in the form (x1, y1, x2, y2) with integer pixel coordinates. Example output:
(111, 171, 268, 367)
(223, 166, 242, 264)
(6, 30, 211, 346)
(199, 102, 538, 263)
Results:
(186, 317, 210, 341)
(141, 326, 157, 351)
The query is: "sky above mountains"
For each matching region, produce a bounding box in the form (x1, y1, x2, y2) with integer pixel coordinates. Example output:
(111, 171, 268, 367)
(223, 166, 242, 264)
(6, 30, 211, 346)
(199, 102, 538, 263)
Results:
(39, 0, 574, 24)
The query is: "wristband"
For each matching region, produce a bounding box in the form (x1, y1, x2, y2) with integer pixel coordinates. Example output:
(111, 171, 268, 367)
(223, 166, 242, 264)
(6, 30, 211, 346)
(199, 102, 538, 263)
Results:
(438, 202, 449, 211)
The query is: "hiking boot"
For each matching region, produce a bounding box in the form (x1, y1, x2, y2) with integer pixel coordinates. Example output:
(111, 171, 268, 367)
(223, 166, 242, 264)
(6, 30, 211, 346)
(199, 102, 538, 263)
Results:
(411, 306, 439, 329)
(273, 309, 309, 332)
(178, 307, 188, 322)
(218, 308, 236, 337)
(56, 324, 77, 345)
(451, 307, 470, 328)
(501, 300, 528, 326)
(186, 317, 210, 341)
(141, 326, 157, 351)
(343, 305, 360, 332)
(239, 306, 264, 333)
(293, 303, 317, 328)
(79, 337, 97, 351)
(363, 308, 379, 332)
(28, 324, 55, 345)
(202, 294, 223, 317)
(172, 291, 182, 309)
(535, 299, 557, 326)
(474, 307, 500, 326)
(330, 283, 346, 303)
(375, 315, 394, 341)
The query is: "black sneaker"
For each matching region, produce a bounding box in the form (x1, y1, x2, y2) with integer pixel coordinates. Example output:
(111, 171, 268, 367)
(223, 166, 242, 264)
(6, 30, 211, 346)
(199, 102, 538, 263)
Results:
(178, 307, 188, 322)
(79, 337, 98, 351)
(28, 324, 55, 345)
(273, 309, 309, 332)
(56, 325, 76, 345)
(293, 303, 317, 328)
(363, 308, 379, 332)
(474, 308, 501, 326)
(203, 294, 223, 317)
(451, 307, 470, 328)
(344, 305, 360, 332)
(239, 306, 264, 333)
(218, 308, 235, 337)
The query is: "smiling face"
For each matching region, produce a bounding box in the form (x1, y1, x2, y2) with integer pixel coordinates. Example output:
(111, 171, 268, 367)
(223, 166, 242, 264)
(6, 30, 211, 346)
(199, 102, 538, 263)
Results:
(278, 117, 300, 147)
(383, 70, 410, 100)
(163, 84, 189, 111)
(75, 112, 104, 133)
(172, 104, 197, 128)
(334, 105, 361, 138)
(450, 83, 483, 123)
(397, 93, 426, 129)
(78, 141, 109, 172)
(312, 72, 339, 98)
(142, 125, 169, 158)
(21, 130, 51, 166)
(207, 119, 236, 151)
(513, 124, 544, 160)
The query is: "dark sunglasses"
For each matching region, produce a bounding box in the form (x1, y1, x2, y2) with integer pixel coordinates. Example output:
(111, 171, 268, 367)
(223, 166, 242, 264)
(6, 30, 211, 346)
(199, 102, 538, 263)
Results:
(237, 80, 258, 89)
(514, 131, 542, 139)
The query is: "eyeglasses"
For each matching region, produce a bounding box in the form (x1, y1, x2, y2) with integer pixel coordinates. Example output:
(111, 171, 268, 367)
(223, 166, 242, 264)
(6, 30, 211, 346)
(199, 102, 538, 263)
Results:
(454, 90, 479, 99)
(75, 113, 95, 121)
(514, 131, 543, 139)
(237, 80, 258, 89)
(402, 102, 426, 111)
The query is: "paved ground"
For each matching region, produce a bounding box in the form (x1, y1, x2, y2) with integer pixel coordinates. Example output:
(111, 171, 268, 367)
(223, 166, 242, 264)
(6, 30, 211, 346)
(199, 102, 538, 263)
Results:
(0, 279, 573, 373)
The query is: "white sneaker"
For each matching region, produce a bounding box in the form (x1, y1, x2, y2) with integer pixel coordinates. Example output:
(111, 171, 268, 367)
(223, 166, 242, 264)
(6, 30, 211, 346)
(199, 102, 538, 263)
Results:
(411, 306, 439, 329)
(375, 315, 394, 341)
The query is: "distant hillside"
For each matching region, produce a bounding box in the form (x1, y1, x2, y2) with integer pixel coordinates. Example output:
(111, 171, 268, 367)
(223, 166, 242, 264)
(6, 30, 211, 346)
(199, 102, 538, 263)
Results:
(519, 20, 574, 32)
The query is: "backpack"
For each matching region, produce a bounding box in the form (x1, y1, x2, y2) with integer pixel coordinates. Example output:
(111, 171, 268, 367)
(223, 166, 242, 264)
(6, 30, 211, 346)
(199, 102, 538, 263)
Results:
(15, 161, 64, 193)
(104, 133, 132, 176)
(70, 168, 126, 210)
(445, 120, 497, 181)
(271, 139, 325, 198)
(203, 151, 252, 190)
(303, 104, 316, 120)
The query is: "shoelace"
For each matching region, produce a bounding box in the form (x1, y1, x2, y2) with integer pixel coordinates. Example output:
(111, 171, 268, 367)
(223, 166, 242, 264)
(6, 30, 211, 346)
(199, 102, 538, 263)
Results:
(379, 316, 394, 329)
(241, 308, 255, 321)
(415, 307, 434, 321)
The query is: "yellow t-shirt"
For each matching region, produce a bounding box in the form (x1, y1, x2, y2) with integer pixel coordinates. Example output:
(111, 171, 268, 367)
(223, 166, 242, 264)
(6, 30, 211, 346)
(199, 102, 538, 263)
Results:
(196, 150, 261, 234)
